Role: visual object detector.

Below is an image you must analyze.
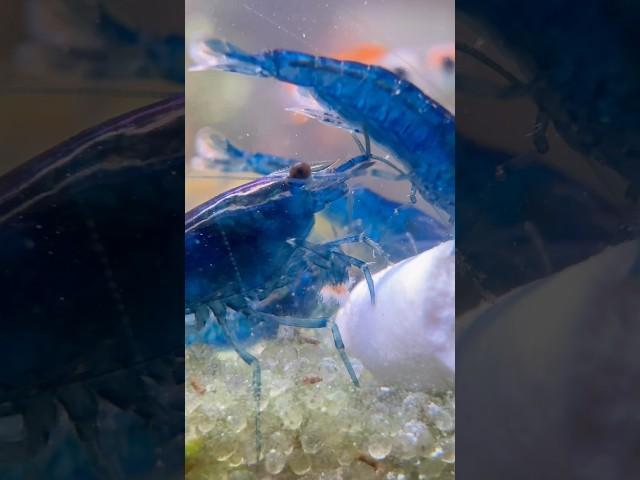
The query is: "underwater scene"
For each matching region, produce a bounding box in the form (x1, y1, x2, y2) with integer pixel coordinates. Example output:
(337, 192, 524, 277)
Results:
(185, 0, 455, 478)
(1, 0, 638, 478)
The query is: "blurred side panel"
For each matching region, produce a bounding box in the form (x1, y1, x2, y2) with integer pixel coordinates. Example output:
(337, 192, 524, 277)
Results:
(0, 1, 184, 479)
(456, 1, 640, 479)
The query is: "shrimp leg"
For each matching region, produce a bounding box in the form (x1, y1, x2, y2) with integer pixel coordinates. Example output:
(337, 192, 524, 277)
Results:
(209, 302, 262, 463)
(247, 311, 360, 387)
(351, 131, 408, 176)
(288, 235, 381, 304)
(457, 42, 552, 154)
(351, 129, 418, 203)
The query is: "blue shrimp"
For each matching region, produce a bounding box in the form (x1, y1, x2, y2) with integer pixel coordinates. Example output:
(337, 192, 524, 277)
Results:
(324, 188, 450, 259)
(185, 158, 377, 460)
(191, 131, 450, 260)
(190, 39, 455, 222)
(185, 308, 278, 347)
(192, 127, 297, 175)
(255, 231, 387, 318)
(186, 231, 381, 347)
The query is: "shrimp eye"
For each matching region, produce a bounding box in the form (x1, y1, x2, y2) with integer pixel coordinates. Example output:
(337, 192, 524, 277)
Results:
(289, 162, 311, 180)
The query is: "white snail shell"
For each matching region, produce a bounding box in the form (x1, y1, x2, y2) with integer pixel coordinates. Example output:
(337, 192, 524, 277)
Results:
(335, 240, 454, 390)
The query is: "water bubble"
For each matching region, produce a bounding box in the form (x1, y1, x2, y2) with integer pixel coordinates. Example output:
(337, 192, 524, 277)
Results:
(226, 408, 247, 433)
(269, 375, 292, 398)
(324, 387, 348, 415)
(439, 435, 455, 463)
(303, 387, 325, 411)
(386, 473, 408, 480)
(211, 434, 237, 461)
(196, 417, 215, 435)
(282, 404, 303, 430)
(228, 469, 255, 480)
(368, 433, 392, 460)
(227, 449, 245, 467)
(401, 392, 428, 420)
(264, 449, 286, 475)
(273, 394, 293, 418)
(405, 420, 434, 455)
(288, 450, 311, 475)
(268, 431, 293, 455)
(368, 412, 393, 435)
(301, 422, 324, 454)
(276, 343, 298, 368)
(417, 457, 446, 477)
(426, 402, 454, 433)
(386, 474, 399, 480)
(394, 431, 418, 460)
(335, 440, 357, 466)
(319, 357, 339, 382)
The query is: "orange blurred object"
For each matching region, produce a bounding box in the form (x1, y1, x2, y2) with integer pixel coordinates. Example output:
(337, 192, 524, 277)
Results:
(333, 43, 388, 63)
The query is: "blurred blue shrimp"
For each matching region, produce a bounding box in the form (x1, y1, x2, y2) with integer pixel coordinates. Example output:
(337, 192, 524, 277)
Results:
(192, 127, 297, 175)
(16, 0, 184, 84)
(324, 188, 450, 258)
(190, 39, 455, 222)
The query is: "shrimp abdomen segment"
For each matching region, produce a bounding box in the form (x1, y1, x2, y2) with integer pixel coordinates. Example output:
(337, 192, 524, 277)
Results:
(271, 50, 454, 185)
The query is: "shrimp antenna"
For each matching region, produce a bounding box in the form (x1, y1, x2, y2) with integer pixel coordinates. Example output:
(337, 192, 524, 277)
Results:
(352, 131, 407, 176)
(456, 42, 524, 87)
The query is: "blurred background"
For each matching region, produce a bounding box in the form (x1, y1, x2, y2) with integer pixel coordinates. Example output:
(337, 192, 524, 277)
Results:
(0, 0, 182, 176)
(455, 6, 640, 311)
(186, 0, 454, 210)
(455, 2, 640, 478)
(0, 2, 184, 478)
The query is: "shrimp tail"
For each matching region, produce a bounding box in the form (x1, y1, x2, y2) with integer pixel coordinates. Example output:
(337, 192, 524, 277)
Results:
(196, 128, 244, 160)
(193, 127, 300, 175)
(189, 39, 274, 77)
(192, 127, 246, 172)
